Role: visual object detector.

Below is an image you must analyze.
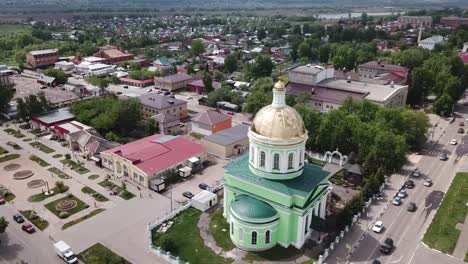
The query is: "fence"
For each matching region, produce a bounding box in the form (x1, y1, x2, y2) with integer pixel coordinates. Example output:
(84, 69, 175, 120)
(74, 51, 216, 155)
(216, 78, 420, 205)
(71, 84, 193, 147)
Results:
(315, 182, 386, 264)
(147, 202, 192, 264)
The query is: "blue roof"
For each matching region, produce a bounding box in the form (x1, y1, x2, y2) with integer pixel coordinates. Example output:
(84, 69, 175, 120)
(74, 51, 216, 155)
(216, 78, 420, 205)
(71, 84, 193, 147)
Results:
(203, 124, 249, 146)
(34, 109, 74, 124)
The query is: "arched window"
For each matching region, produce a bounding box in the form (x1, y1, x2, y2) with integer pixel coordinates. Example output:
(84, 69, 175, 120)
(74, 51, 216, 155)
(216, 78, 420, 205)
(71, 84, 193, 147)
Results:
(265, 230, 271, 244)
(304, 215, 309, 235)
(252, 231, 257, 245)
(288, 153, 294, 169)
(231, 222, 234, 235)
(273, 154, 280, 170)
(260, 151, 266, 167)
(250, 147, 254, 162)
(299, 150, 303, 166)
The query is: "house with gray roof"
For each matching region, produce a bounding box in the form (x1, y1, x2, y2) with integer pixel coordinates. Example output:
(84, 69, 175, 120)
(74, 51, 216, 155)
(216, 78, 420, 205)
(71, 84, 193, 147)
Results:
(152, 113, 181, 135)
(139, 93, 188, 120)
(201, 124, 249, 158)
(154, 73, 194, 91)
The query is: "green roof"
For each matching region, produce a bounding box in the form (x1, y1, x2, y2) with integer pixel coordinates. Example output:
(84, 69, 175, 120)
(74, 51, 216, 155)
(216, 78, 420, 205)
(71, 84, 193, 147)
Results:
(230, 194, 278, 221)
(225, 155, 330, 198)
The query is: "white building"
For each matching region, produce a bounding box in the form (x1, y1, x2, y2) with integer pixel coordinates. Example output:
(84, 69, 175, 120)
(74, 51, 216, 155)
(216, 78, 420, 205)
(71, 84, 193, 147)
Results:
(418, 35, 447, 50)
(54, 61, 75, 71)
(192, 190, 218, 212)
(74, 62, 115, 77)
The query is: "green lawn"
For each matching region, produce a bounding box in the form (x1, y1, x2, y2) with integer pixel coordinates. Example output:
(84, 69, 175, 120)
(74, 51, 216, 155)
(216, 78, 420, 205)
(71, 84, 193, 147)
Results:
(465, 250, 468, 262)
(3, 192, 15, 202)
(209, 208, 235, 251)
(48, 167, 71, 179)
(152, 207, 232, 264)
(60, 159, 90, 174)
(79, 243, 131, 264)
(4, 128, 25, 138)
(53, 154, 63, 158)
(7, 141, 22, 150)
(423, 172, 468, 254)
(0, 154, 20, 163)
(0, 146, 8, 155)
(62, 209, 106, 230)
(98, 180, 135, 200)
(88, 174, 100, 180)
(30, 142, 55, 154)
(20, 210, 49, 230)
(0, 24, 30, 34)
(244, 245, 304, 262)
(45, 194, 89, 219)
(81, 186, 109, 202)
(28, 186, 68, 202)
(30, 155, 50, 167)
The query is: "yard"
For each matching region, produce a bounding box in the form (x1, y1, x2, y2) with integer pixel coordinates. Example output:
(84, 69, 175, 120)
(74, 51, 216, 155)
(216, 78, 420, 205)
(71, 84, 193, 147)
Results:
(0, 154, 20, 163)
(30, 142, 55, 154)
(20, 210, 49, 230)
(98, 179, 135, 200)
(78, 243, 131, 264)
(423, 172, 468, 254)
(81, 186, 109, 202)
(44, 194, 89, 219)
(30, 155, 50, 167)
(62, 209, 106, 230)
(152, 207, 232, 264)
(209, 208, 235, 251)
(60, 159, 90, 174)
(28, 186, 67, 202)
(48, 167, 72, 179)
(244, 245, 304, 262)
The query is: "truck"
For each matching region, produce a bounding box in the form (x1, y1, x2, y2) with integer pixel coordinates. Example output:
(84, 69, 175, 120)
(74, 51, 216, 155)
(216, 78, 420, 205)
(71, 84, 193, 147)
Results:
(54, 241, 78, 263)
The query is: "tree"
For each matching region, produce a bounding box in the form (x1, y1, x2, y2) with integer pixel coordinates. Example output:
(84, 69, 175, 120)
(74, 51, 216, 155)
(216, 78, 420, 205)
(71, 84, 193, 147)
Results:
(257, 28, 266, 41)
(224, 54, 238, 73)
(213, 70, 224, 81)
(243, 78, 274, 114)
(86, 76, 110, 88)
(331, 45, 358, 71)
(0, 84, 15, 111)
(303, 24, 311, 34)
(44, 68, 69, 85)
(203, 72, 214, 94)
(298, 42, 311, 60)
(293, 25, 302, 35)
(16, 94, 50, 122)
(55, 181, 67, 193)
(244, 55, 274, 81)
(361, 12, 368, 26)
(160, 237, 177, 253)
(190, 39, 205, 57)
(0, 217, 8, 234)
(433, 93, 454, 116)
(319, 44, 331, 63)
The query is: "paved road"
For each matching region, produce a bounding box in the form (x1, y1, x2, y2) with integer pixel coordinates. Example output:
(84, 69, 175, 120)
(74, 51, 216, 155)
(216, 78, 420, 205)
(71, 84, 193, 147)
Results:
(0, 203, 62, 264)
(327, 107, 468, 264)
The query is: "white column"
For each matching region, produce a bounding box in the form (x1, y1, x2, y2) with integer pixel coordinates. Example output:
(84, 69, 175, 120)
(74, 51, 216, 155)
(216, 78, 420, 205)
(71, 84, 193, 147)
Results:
(223, 188, 227, 217)
(320, 194, 327, 218)
(297, 214, 305, 246)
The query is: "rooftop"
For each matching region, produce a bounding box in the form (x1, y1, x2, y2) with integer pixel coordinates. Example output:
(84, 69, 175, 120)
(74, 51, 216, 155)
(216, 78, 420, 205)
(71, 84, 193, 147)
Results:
(359, 61, 408, 73)
(102, 134, 206, 175)
(139, 93, 187, 109)
(29, 49, 58, 56)
(193, 110, 231, 126)
(159, 73, 193, 83)
(291, 65, 326, 75)
(225, 155, 330, 198)
(204, 124, 249, 146)
(230, 194, 278, 221)
(32, 109, 75, 125)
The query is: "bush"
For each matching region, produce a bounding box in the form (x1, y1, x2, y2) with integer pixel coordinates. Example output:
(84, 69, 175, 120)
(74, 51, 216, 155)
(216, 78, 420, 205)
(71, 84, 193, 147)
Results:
(160, 237, 177, 253)
(65, 154, 71, 160)
(59, 212, 69, 219)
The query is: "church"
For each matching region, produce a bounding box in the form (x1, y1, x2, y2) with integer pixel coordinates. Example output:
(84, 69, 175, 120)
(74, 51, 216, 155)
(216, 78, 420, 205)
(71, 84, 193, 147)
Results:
(223, 81, 331, 251)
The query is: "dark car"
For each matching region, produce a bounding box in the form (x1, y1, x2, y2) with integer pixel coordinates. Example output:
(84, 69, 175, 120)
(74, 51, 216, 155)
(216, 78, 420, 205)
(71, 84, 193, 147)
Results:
(13, 214, 24, 223)
(0, 197, 5, 205)
(404, 180, 415, 189)
(22, 224, 35, 234)
(182, 191, 194, 199)
(411, 169, 421, 178)
(164, 91, 171, 96)
(407, 202, 417, 212)
(372, 261, 382, 264)
(380, 238, 394, 254)
(458, 128, 464, 133)
(460, 122, 464, 126)
(198, 183, 210, 190)
(123, 85, 129, 89)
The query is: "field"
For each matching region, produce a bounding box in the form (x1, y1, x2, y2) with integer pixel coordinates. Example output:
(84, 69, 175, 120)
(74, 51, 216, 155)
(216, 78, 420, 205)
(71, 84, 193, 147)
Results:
(0, 24, 30, 35)
(423, 172, 468, 254)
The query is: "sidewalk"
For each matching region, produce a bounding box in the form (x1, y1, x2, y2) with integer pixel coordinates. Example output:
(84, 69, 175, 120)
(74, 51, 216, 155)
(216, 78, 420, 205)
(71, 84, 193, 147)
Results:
(453, 214, 468, 259)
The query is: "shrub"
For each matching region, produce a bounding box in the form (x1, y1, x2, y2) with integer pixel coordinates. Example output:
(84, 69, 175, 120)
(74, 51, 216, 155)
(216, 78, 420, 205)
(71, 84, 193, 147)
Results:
(59, 212, 69, 219)
(65, 154, 71, 160)
(160, 237, 177, 253)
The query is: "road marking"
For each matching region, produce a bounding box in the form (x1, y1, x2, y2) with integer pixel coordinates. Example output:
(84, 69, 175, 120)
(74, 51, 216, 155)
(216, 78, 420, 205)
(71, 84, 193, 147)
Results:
(390, 256, 403, 263)
(408, 242, 421, 264)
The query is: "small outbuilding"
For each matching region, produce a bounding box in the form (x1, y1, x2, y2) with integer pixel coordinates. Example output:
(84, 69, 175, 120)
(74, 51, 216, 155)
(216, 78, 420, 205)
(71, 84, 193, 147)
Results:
(201, 124, 249, 158)
(192, 190, 217, 212)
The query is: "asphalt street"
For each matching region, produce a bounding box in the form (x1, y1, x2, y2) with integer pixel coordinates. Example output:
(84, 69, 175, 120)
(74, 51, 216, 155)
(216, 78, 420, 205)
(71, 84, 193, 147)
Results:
(0, 203, 62, 264)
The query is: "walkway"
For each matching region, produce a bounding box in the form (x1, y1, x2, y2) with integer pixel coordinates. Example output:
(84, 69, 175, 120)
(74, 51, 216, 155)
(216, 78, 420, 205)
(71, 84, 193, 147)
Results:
(453, 214, 468, 259)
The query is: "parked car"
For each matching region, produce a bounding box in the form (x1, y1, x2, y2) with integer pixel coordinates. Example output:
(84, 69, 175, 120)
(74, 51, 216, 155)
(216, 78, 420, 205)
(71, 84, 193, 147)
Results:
(187, 96, 193, 100)
(22, 224, 35, 234)
(198, 183, 210, 190)
(398, 189, 407, 198)
(380, 238, 394, 254)
(123, 85, 129, 89)
(458, 128, 464, 133)
(164, 91, 171, 95)
(372, 221, 384, 233)
(450, 139, 457, 145)
(424, 179, 433, 187)
(460, 122, 465, 126)
(392, 196, 402, 206)
(182, 191, 194, 199)
(407, 202, 417, 212)
(439, 153, 448, 161)
(372, 261, 382, 264)
(13, 214, 24, 223)
(404, 180, 415, 189)
(116, 91, 122, 95)
(411, 169, 421, 178)
(0, 197, 5, 205)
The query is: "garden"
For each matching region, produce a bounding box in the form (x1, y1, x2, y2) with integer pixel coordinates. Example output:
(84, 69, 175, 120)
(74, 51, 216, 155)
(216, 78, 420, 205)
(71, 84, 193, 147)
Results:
(4, 128, 25, 138)
(62, 209, 106, 230)
(44, 194, 88, 219)
(20, 210, 49, 230)
(30, 141, 55, 154)
(81, 186, 109, 202)
(30, 155, 50, 167)
(78, 243, 131, 264)
(60, 159, 90, 174)
(98, 179, 135, 200)
(0, 154, 20, 163)
(29, 182, 69, 202)
(48, 167, 72, 179)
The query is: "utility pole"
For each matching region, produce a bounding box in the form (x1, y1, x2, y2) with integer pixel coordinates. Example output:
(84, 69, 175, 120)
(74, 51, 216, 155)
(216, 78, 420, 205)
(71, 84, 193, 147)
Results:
(170, 190, 173, 212)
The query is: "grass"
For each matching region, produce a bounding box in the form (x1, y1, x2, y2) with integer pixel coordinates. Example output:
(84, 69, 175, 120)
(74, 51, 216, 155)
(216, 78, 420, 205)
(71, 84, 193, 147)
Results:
(78, 243, 131, 264)
(3, 192, 16, 202)
(88, 174, 100, 180)
(98, 180, 135, 200)
(0, 24, 30, 35)
(7, 141, 22, 150)
(4, 128, 25, 138)
(53, 154, 63, 158)
(209, 208, 235, 251)
(20, 210, 49, 231)
(0, 146, 8, 155)
(465, 250, 468, 262)
(29, 155, 50, 167)
(60, 159, 90, 174)
(23, 138, 32, 142)
(81, 186, 109, 202)
(30, 142, 55, 154)
(28, 186, 68, 202)
(0, 154, 20, 163)
(244, 246, 304, 262)
(48, 167, 71, 179)
(44, 194, 89, 219)
(152, 207, 232, 264)
(423, 172, 468, 254)
(62, 209, 106, 230)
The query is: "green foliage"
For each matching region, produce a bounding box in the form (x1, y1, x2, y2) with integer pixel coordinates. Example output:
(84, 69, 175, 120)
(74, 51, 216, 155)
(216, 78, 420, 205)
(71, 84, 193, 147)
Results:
(160, 237, 177, 253)
(0, 217, 8, 233)
(44, 68, 69, 84)
(207, 86, 244, 108)
(0, 84, 15, 111)
(59, 212, 69, 219)
(16, 93, 50, 122)
(243, 78, 274, 114)
(257, 28, 266, 41)
(224, 54, 238, 73)
(202, 72, 214, 94)
(190, 39, 205, 57)
(85, 76, 110, 88)
(243, 55, 274, 81)
(55, 181, 67, 193)
(79, 243, 131, 264)
(128, 69, 155, 80)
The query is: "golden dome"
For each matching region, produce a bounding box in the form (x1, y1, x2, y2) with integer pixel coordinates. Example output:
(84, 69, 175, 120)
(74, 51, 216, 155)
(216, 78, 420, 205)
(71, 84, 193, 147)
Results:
(274, 80, 285, 91)
(251, 104, 306, 140)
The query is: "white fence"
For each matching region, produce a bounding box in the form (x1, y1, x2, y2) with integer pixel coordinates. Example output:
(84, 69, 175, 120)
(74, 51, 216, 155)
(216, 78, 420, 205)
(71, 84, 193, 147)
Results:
(315, 182, 386, 264)
(147, 202, 192, 264)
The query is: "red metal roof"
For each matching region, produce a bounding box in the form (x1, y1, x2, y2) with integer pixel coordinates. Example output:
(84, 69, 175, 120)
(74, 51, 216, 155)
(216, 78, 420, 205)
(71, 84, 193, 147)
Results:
(119, 77, 154, 84)
(102, 134, 206, 175)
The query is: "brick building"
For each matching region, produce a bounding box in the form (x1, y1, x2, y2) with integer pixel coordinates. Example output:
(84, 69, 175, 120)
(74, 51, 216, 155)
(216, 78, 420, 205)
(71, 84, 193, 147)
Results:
(192, 110, 232, 136)
(26, 49, 59, 69)
(441, 17, 468, 29)
(138, 93, 188, 120)
(94, 45, 134, 65)
(357, 61, 409, 85)
(154, 73, 194, 91)
(397, 16, 432, 28)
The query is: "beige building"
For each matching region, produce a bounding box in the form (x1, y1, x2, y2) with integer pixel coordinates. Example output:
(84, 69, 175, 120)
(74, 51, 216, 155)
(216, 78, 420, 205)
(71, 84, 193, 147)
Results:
(201, 124, 249, 158)
(154, 73, 194, 91)
(139, 93, 188, 120)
